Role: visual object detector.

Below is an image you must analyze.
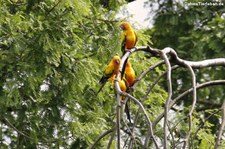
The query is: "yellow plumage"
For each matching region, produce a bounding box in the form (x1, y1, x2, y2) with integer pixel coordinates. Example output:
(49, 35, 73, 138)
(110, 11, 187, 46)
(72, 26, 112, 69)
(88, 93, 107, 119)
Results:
(120, 22, 138, 78)
(111, 74, 128, 101)
(125, 60, 136, 87)
(97, 55, 120, 94)
(120, 22, 138, 54)
(99, 55, 120, 84)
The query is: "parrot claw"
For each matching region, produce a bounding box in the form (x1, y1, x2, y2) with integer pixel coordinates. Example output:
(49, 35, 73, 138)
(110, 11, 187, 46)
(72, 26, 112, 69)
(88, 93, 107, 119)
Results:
(127, 87, 134, 92)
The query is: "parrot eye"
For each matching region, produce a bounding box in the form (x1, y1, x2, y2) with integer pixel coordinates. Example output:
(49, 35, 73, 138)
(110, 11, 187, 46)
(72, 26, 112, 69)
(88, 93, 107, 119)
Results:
(115, 59, 120, 64)
(120, 25, 125, 30)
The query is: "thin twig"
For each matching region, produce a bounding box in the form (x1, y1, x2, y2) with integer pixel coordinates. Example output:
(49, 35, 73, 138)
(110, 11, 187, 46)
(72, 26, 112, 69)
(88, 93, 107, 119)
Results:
(192, 109, 220, 141)
(132, 64, 166, 148)
(160, 48, 173, 149)
(115, 74, 159, 148)
(144, 65, 179, 148)
(152, 80, 225, 129)
(125, 93, 159, 149)
(133, 60, 165, 88)
(107, 128, 116, 149)
(121, 118, 135, 148)
(182, 62, 196, 148)
(215, 100, 225, 149)
(127, 61, 166, 148)
(2, 118, 31, 139)
(46, 0, 62, 16)
(116, 92, 121, 149)
(130, 46, 225, 68)
(90, 127, 115, 149)
(114, 46, 161, 148)
(167, 121, 176, 148)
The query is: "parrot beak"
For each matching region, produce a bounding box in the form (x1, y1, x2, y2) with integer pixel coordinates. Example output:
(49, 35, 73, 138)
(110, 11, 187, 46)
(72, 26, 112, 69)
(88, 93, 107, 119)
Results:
(120, 25, 125, 30)
(116, 59, 120, 64)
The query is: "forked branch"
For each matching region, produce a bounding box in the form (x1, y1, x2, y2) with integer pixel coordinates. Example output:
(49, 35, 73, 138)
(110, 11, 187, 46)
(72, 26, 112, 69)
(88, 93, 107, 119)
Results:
(94, 46, 225, 148)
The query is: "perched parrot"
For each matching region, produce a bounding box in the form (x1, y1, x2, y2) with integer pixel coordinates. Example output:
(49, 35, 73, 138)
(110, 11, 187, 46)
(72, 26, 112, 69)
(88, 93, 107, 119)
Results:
(111, 74, 131, 123)
(120, 22, 138, 54)
(125, 60, 136, 87)
(111, 74, 128, 99)
(120, 22, 138, 78)
(97, 55, 120, 94)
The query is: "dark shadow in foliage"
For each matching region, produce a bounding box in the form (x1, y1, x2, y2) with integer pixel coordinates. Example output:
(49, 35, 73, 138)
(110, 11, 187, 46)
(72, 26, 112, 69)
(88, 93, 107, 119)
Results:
(26, 0, 40, 13)
(99, 0, 135, 9)
(70, 138, 88, 149)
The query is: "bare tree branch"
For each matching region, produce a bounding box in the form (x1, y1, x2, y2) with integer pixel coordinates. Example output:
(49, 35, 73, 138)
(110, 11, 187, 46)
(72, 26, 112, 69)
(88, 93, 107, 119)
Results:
(90, 127, 115, 149)
(107, 128, 116, 149)
(133, 46, 225, 68)
(126, 93, 159, 149)
(215, 100, 225, 149)
(193, 109, 220, 141)
(182, 62, 196, 149)
(133, 60, 165, 87)
(116, 90, 121, 149)
(167, 121, 176, 148)
(131, 64, 175, 149)
(111, 46, 225, 149)
(114, 47, 160, 148)
(153, 80, 225, 129)
(121, 118, 136, 147)
(144, 65, 179, 148)
(2, 118, 31, 140)
(160, 48, 173, 149)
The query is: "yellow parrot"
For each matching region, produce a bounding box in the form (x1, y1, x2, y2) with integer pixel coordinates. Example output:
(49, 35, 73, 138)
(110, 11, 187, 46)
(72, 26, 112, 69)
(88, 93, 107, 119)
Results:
(120, 22, 138, 78)
(125, 60, 136, 87)
(111, 74, 131, 123)
(111, 74, 128, 100)
(120, 22, 138, 54)
(97, 55, 120, 94)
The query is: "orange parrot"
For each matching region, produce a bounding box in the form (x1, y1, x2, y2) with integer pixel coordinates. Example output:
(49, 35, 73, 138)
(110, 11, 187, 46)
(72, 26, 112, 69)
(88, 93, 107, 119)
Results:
(111, 74, 128, 100)
(97, 55, 120, 94)
(124, 60, 136, 123)
(120, 22, 138, 78)
(111, 74, 131, 123)
(125, 60, 136, 87)
(112, 75, 132, 123)
(120, 22, 138, 54)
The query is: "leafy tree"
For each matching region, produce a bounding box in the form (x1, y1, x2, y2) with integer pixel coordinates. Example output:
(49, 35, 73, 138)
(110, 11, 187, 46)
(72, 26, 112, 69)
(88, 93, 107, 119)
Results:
(1, 0, 225, 148)
(0, 0, 160, 148)
(142, 0, 225, 148)
(0, 0, 123, 148)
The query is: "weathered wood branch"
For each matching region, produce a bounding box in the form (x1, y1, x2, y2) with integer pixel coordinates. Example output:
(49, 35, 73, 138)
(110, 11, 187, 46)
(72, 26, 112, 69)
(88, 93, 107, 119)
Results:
(90, 127, 115, 149)
(152, 80, 225, 129)
(215, 100, 225, 149)
(182, 62, 196, 148)
(160, 49, 172, 149)
(134, 46, 225, 68)
(114, 47, 159, 148)
(112, 46, 225, 148)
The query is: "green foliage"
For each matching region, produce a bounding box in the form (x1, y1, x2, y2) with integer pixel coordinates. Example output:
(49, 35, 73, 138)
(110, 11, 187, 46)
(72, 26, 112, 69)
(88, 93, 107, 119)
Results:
(0, 0, 119, 147)
(197, 128, 215, 149)
(2, 0, 224, 148)
(146, 0, 225, 101)
(145, 0, 225, 147)
(0, 0, 167, 148)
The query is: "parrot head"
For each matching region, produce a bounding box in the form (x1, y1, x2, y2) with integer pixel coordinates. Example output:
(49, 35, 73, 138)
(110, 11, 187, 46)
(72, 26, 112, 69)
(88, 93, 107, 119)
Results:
(120, 22, 131, 30)
(113, 55, 120, 65)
